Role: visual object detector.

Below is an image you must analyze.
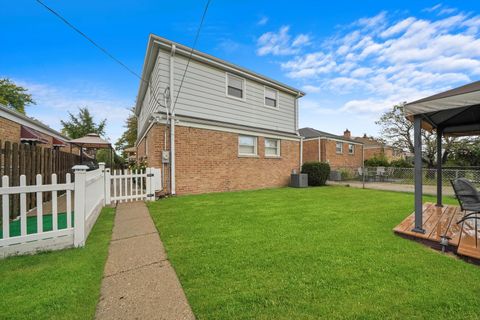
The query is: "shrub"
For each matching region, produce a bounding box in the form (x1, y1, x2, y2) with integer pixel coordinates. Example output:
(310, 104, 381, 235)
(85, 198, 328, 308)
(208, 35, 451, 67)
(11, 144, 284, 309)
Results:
(301, 162, 330, 186)
(364, 154, 389, 167)
(339, 168, 354, 180)
(389, 158, 413, 168)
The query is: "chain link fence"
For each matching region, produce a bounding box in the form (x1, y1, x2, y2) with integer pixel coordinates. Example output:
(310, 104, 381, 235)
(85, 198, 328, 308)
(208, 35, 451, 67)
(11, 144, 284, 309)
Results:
(328, 166, 480, 196)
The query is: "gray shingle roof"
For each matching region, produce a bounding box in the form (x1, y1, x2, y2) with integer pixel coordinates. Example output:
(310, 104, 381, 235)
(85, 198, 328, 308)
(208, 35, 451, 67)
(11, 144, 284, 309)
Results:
(299, 127, 361, 144)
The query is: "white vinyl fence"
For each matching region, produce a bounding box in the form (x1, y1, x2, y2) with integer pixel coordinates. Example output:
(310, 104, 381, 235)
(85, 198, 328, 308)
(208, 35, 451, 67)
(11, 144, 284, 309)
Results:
(107, 167, 161, 204)
(0, 163, 162, 258)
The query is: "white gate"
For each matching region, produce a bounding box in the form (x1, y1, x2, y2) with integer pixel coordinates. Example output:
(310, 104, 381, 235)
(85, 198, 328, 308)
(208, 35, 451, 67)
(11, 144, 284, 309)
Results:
(106, 167, 161, 204)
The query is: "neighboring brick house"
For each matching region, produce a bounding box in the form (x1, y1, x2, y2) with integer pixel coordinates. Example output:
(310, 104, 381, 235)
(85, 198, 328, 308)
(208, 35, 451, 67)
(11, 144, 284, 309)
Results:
(135, 35, 305, 195)
(0, 104, 77, 153)
(352, 134, 405, 162)
(299, 128, 364, 170)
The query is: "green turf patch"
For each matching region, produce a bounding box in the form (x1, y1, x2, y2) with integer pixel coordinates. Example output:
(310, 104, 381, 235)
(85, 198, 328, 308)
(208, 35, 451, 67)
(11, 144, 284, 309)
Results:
(0, 206, 115, 320)
(0, 213, 74, 239)
(148, 187, 480, 319)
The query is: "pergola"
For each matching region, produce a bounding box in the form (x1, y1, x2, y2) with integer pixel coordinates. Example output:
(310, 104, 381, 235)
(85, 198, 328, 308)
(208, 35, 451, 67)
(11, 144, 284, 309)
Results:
(70, 133, 113, 166)
(404, 80, 480, 233)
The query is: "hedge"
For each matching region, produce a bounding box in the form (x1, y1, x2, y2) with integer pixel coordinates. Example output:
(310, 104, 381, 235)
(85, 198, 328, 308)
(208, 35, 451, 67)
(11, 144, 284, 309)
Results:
(301, 162, 330, 186)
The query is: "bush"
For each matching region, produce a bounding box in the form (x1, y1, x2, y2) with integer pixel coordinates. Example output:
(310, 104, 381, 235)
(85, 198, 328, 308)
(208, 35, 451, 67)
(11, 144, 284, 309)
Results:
(389, 158, 413, 168)
(364, 154, 389, 167)
(301, 162, 330, 186)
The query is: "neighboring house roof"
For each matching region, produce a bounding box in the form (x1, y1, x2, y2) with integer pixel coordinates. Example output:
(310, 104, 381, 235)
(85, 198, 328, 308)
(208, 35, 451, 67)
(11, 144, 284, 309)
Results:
(299, 127, 362, 144)
(352, 135, 404, 152)
(124, 146, 136, 153)
(135, 34, 306, 116)
(0, 104, 71, 142)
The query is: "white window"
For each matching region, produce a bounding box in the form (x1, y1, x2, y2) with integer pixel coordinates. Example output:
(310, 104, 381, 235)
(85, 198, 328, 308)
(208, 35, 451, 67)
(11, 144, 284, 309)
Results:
(348, 144, 355, 154)
(264, 87, 278, 108)
(238, 135, 257, 156)
(336, 142, 343, 154)
(226, 73, 245, 100)
(265, 138, 280, 157)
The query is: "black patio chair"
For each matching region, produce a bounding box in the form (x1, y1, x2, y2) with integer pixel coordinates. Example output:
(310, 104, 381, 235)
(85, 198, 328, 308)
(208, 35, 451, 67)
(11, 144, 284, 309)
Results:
(450, 178, 480, 224)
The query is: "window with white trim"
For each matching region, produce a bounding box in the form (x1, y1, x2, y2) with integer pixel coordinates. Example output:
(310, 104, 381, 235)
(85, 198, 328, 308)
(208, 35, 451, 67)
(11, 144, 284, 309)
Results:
(238, 135, 257, 156)
(264, 87, 278, 108)
(336, 142, 343, 154)
(265, 138, 280, 156)
(226, 73, 245, 99)
(348, 144, 355, 154)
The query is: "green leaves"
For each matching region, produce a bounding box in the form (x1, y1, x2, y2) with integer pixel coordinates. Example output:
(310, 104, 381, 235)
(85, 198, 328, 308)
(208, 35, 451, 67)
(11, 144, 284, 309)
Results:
(60, 107, 106, 139)
(0, 78, 35, 114)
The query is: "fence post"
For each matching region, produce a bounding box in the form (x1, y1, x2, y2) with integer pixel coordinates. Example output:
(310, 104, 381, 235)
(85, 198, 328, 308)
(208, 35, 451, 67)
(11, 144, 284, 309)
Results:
(73, 165, 89, 247)
(146, 167, 154, 201)
(105, 167, 111, 205)
(98, 162, 107, 206)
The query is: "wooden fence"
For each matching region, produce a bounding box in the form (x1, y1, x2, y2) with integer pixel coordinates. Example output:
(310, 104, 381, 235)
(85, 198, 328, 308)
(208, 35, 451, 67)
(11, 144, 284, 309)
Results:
(0, 140, 81, 218)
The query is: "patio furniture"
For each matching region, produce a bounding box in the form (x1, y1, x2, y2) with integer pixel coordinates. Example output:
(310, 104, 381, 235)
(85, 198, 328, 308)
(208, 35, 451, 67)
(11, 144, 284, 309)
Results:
(376, 167, 386, 182)
(450, 178, 480, 224)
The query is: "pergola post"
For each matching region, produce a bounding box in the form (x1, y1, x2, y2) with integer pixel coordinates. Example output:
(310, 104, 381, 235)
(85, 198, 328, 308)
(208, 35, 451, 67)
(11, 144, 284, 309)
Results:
(413, 115, 425, 233)
(436, 127, 443, 207)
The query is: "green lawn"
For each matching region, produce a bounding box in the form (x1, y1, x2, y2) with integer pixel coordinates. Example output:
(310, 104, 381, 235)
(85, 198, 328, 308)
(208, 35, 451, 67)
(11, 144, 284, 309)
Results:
(0, 207, 114, 320)
(148, 187, 480, 320)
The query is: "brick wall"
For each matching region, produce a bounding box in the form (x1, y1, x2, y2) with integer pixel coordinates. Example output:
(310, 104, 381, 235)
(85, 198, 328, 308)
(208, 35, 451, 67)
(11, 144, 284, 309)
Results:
(364, 147, 402, 162)
(302, 139, 319, 163)
(139, 123, 300, 195)
(302, 137, 364, 170)
(321, 139, 363, 170)
(0, 116, 21, 142)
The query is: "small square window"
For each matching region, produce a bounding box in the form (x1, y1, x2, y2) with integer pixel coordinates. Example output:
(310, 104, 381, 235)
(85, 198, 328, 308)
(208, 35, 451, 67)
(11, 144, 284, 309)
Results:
(265, 138, 280, 156)
(227, 73, 245, 100)
(264, 87, 278, 108)
(239, 135, 257, 156)
(348, 144, 355, 154)
(336, 142, 343, 154)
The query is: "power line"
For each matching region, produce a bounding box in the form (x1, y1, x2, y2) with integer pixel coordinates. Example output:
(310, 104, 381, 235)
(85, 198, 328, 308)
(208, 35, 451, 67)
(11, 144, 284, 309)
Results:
(35, 0, 166, 109)
(36, 0, 142, 81)
(171, 0, 211, 114)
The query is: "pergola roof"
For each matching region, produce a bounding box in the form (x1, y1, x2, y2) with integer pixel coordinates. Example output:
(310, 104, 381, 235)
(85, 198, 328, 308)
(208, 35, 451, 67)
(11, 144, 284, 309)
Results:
(70, 133, 111, 149)
(404, 81, 480, 136)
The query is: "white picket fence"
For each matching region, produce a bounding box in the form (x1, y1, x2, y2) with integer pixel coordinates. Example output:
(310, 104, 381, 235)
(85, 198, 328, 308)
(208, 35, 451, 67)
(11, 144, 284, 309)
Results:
(0, 163, 162, 258)
(107, 167, 161, 204)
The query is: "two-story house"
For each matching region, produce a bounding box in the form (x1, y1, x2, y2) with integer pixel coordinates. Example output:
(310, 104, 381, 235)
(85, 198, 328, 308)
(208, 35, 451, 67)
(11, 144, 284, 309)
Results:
(135, 35, 305, 195)
(300, 127, 364, 170)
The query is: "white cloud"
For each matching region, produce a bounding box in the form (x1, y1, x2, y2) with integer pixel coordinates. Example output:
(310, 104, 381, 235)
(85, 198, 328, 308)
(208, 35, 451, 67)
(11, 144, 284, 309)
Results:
(256, 26, 310, 56)
(257, 16, 268, 26)
(262, 8, 480, 119)
(15, 80, 132, 143)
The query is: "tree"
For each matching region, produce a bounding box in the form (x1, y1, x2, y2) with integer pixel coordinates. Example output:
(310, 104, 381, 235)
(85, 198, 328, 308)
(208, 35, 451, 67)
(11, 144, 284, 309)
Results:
(0, 78, 35, 114)
(61, 107, 106, 139)
(115, 107, 137, 156)
(376, 103, 457, 167)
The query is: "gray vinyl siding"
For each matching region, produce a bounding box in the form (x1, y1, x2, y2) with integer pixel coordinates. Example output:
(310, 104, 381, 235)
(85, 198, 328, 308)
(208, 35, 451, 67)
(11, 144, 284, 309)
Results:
(137, 50, 170, 138)
(138, 48, 297, 137)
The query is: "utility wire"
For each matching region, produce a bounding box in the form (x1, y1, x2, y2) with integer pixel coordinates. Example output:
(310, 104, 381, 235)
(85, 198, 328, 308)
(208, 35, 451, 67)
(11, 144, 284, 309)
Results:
(35, 0, 166, 109)
(171, 0, 211, 114)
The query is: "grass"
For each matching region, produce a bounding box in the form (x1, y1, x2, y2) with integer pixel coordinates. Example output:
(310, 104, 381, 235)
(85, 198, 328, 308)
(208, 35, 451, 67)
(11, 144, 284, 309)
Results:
(148, 186, 480, 320)
(0, 207, 114, 320)
(0, 212, 74, 239)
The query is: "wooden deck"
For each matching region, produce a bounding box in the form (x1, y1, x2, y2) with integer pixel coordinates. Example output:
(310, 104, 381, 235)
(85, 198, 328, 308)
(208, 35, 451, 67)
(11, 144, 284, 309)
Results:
(394, 203, 480, 262)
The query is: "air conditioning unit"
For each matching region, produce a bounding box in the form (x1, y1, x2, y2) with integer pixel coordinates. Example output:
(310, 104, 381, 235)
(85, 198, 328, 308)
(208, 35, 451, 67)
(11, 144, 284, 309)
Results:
(290, 173, 308, 188)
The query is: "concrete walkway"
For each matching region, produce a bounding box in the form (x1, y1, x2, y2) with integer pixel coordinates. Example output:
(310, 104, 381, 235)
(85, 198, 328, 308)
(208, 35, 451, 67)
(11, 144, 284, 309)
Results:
(328, 180, 454, 196)
(95, 201, 195, 320)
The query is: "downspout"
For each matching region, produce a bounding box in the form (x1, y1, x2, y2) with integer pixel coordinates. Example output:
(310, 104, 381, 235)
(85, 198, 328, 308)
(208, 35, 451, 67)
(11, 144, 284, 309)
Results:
(300, 137, 303, 170)
(169, 44, 176, 195)
(295, 94, 302, 170)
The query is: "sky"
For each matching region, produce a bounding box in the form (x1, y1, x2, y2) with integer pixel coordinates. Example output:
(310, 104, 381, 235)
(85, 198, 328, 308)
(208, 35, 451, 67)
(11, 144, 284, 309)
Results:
(1, 1, 479, 144)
